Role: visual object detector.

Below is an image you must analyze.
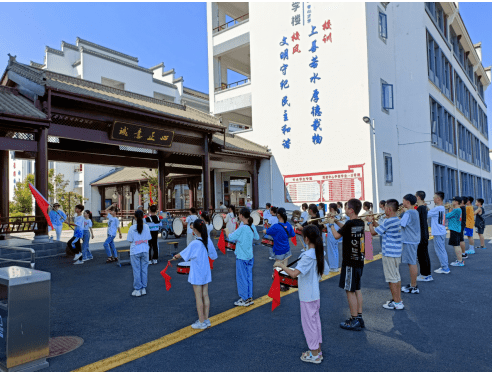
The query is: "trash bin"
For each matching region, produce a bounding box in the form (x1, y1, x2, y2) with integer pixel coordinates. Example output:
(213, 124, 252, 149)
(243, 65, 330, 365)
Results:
(0, 266, 50, 371)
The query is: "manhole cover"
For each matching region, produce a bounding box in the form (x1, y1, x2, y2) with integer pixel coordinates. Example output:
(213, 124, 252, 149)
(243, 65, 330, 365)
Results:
(48, 336, 84, 358)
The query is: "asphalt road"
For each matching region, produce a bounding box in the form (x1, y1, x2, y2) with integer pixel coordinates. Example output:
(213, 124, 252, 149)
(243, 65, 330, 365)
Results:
(33, 227, 491, 372)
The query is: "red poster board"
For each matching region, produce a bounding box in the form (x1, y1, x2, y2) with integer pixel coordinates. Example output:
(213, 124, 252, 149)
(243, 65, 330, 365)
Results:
(284, 164, 365, 203)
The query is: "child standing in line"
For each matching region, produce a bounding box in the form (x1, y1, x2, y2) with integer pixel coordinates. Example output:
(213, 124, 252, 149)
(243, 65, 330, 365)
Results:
(172, 219, 218, 329)
(378, 200, 386, 254)
(81, 210, 94, 262)
(399, 194, 421, 294)
(263, 203, 272, 222)
(464, 197, 476, 254)
(67, 204, 85, 265)
(415, 191, 432, 282)
(459, 197, 467, 260)
(200, 212, 213, 238)
(274, 225, 329, 364)
(127, 210, 152, 297)
(318, 203, 327, 247)
(336, 202, 343, 215)
(104, 206, 122, 263)
(368, 199, 404, 310)
(428, 192, 450, 274)
(224, 205, 237, 239)
(362, 201, 374, 260)
(226, 207, 260, 307)
(145, 205, 161, 265)
(186, 207, 199, 246)
(474, 198, 486, 249)
(325, 203, 341, 273)
(446, 196, 464, 267)
(300, 203, 309, 224)
(330, 199, 365, 331)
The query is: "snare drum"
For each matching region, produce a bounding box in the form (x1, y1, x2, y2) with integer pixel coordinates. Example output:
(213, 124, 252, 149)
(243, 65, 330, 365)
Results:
(177, 261, 191, 274)
(250, 210, 261, 226)
(225, 240, 236, 251)
(212, 214, 224, 231)
(275, 267, 298, 288)
(261, 238, 274, 248)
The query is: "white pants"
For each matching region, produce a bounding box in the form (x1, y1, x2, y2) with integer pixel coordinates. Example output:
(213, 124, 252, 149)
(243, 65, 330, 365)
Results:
(54, 225, 63, 241)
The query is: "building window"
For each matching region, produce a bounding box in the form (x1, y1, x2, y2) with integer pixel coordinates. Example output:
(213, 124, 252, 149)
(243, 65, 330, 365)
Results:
(434, 163, 458, 201)
(483, 179, 492, 204)
(384, 153, 393, 184)
(74, 181, 82, 187)
(74, 164, 83, 172)
(381, 81, 393, 112)
(379, 12, 387, 39)
(101, 77, 125, 90)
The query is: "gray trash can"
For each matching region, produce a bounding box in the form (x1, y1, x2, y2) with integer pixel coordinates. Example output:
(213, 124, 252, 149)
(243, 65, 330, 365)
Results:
(0, 266, 50, 372)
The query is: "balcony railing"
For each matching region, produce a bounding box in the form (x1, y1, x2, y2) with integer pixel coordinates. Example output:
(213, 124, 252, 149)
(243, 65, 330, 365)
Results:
(214, 78, 250, 92)
(213, 13, 249, 33)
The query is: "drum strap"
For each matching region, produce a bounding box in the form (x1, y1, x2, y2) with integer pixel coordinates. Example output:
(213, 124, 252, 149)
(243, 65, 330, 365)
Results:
(278, 223, 291, 239)
(287, 257, 300, 268)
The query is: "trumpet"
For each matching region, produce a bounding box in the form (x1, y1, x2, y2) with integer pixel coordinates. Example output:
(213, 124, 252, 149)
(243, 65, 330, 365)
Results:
(444, 203, 453, 210)
(358, 212, 386, 220)
(306, 213, 346, 224)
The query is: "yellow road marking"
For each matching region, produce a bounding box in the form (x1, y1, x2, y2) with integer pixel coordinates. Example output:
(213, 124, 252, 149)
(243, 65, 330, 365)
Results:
(74, 254, 383, 372)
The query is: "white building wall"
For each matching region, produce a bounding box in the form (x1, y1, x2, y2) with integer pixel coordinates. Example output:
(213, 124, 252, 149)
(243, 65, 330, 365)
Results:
(241, 2, 373, 211)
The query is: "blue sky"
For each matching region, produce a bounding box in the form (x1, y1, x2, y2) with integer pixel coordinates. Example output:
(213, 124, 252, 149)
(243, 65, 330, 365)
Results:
(0, 2, 491, 144)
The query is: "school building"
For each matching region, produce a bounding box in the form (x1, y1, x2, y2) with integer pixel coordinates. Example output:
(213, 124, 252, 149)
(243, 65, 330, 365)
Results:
(206, 2, 492, 211)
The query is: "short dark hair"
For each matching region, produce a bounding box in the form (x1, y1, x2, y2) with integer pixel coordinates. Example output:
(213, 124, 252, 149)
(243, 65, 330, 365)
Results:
(329, 203, 338, 212)
(452, 196, 462, 204)
(149, 204, 157, 213)
(477, 198, 484, 205)
(363, 201, 372, 210)
(270, 206, 278, 214)
(386, 199, 399, 212)
(416, 191, 426, 201)
(76, 204, 84, 211)
(337, 202, 343, 208)
(302, 203, 308, 210)
(435, 191, 445, 200)
(403, 194, 416, 205)
(461, 196, 467, 204)
(347, 199, 362, 215)
(190, 207, 197, 214)
(266, 203, 271, 208)
(380, 200, 386, 206)
(308, 204, 319, 216)
(467, 196, 474, 203)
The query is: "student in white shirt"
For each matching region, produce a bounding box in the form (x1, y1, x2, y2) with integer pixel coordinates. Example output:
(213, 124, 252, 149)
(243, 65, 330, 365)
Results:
(127, 210, 152, 297)
(68, 204, 86, 264)
(104, 206, 122, 263)
(318, 203, 327, 247)
(274, 225, 329, 364)
(201, 212, 214, 238)
(224, 205, 237, 237)
(263, 203, 272, 223)
(219, 202, 227, 211)
(172, 219, 218, 329)
(186, 207, 199, 246)
(145, 205, 161, 265)
(246, 198, 252, 210)
(81, 210, 95, 262)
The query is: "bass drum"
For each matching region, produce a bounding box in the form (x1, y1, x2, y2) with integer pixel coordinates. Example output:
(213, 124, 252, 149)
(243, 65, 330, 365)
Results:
(173, 217, 186, 238)
(250, 210, 261, 226)
(212, 214, 224, 231)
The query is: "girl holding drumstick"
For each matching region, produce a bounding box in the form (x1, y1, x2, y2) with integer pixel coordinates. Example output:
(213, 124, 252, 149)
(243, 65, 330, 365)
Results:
(171, 219, 218, 329)
(274, 225, 329, 364)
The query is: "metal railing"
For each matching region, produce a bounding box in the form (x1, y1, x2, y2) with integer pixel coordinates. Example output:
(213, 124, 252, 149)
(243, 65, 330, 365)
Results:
(214, 78, 250, 92)
(0, 216, 45, 234)
(213, 13, 249, 33)
(0, 246, 36, 269)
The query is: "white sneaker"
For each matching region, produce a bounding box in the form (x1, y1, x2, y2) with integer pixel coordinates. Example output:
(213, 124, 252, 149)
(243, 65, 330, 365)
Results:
(140, 288, 146, 296)
(131, 289, 142, 297)
(434, 267, 450, 274)
(204, 319, 211, 328)
(330, 268, 340, 273)
(73, 259, 83, 265)
(191, 320, 207, 329)
(383, 300, 404, 310)
(148, 260, 152, 265)
(73, 253, 81, 261)
(153, 259, 158, 264)
(417, 275, 434, 282)
(269, 257, 275, 260)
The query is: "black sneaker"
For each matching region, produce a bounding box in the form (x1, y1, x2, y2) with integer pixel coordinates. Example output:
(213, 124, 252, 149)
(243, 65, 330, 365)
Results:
(462, 253, 468, 259)
(280, 284, 289, 292)
(357, 316, 365, 328)
(340, 318, 361, 331)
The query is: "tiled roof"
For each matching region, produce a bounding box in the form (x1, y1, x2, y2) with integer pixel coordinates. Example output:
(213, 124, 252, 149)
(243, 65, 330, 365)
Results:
(213, 133, 271, 156)
(91, 167, 194, 185)
(183, 87, 209, 100)
(0, 86, 47, 119)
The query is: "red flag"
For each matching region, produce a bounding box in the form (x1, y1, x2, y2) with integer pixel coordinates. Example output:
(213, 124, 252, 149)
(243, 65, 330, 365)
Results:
(268, 270, 281, 311)
(149, 183, 153, 204)
(160, 261, 172, 291)
(208, 257, 214, 269)
(291, 236, 297, 246)
(28, 183, 54, 231)
(217, 230, 226, 254)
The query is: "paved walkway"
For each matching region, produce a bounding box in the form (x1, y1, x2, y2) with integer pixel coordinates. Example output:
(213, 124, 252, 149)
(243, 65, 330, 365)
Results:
(28, 228, 492, 372)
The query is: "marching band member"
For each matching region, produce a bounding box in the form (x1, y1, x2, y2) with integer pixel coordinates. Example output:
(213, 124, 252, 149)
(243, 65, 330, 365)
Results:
(171, 219, 218, 329)
(49, 203, 67, 241)
(474, 198, 486, 249)
(378, 200, 386, 254)
(446, 196, 464, 267)
(399, 194, 421, 295)
(300, 203, 309, 223)
(263, 207, 295, 291)
(318, 203, 327, 247)
(224, 205, 237, 247)
(274, 225, 329, 364)
(200, 211, 213, 238)
(428, 192, 450, 274)
(226, 208, 259, 307)
(415, 191, 432, 282)
(325, 203, 341, 272)
(297, 204, 322, 252)
(263, 203, 272, 222)
(362, 201, 374, 260)
(127, 210, 152, 297)
(186, 207, 199, 246)
(459, 197, 468, 260)
(264, 206, 281, 260)
(464, 196, 475, 254)
(145, 205, 161, 265)
(336, 202, 343, 215)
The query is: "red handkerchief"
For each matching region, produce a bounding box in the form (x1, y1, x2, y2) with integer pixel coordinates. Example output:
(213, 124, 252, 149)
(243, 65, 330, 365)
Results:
(268, 270, 281, 311)
(160, 261, 172, 291)
(209, 257, 214, 270)
(217, 230, 226, 254)
(291, 236, 297, 246)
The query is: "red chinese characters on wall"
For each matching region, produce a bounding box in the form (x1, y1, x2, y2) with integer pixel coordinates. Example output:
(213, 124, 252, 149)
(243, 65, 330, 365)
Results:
(284, 164, 365, 203)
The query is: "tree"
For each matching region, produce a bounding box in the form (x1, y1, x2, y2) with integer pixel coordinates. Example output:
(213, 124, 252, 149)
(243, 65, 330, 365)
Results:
(138, 169, 173, 208)
(10, 173, 35, 214)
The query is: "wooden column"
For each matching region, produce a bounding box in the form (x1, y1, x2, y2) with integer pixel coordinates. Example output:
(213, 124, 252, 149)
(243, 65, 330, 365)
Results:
(130, 186, 135, 211)
(0, 150, 9, 220)
(34, 127, 48, 237)
(98, 186, 105, 212)
(210, 169, 215, 212)
(158, 151, 168, 212)
(203, 135, 211, 212)
(252, 159, 259, 210)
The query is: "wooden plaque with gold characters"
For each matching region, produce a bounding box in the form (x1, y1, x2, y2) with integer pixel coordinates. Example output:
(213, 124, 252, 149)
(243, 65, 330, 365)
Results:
(110, 121, 174, 148)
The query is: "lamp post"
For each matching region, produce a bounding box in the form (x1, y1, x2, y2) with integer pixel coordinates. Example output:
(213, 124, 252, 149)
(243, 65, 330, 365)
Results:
(363, 116, 379, 212)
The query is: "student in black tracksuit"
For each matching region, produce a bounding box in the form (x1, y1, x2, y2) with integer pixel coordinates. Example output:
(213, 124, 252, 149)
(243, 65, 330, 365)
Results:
(145, 205, 161, 265)
(415, 191, 431, 281)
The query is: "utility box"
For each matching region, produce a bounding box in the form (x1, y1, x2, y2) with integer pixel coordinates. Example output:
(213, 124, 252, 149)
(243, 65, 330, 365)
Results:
(0, 266, 50, 372)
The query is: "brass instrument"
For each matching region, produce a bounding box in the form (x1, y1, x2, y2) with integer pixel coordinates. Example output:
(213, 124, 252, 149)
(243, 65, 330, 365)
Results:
(305, 213, 346, 225)
(357, 212, 386, 221)
(444, 203, 453, 210)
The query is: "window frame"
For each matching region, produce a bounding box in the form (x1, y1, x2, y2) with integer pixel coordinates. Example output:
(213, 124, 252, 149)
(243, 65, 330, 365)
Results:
(384, 152, 393, 185)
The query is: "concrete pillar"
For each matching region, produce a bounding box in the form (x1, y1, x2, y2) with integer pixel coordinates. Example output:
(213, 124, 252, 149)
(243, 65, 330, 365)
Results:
(203, 135, 211, 212)
(252, 160, 259, 210)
